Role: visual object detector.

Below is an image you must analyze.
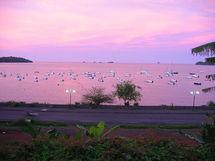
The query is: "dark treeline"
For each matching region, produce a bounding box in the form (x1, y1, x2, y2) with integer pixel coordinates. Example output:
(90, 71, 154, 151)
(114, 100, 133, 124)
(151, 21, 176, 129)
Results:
(0, 56, 33, 63)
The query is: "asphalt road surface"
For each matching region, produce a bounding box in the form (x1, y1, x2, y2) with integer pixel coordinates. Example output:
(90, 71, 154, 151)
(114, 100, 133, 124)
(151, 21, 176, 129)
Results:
(0, 107, 214, 125)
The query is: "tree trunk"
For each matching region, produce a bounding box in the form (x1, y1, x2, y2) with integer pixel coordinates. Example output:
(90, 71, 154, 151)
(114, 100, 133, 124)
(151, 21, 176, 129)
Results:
(124, 101, 130, 106)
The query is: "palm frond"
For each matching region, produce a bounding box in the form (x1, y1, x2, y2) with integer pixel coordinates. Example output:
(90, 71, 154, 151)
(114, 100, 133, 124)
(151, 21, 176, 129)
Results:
(206, 74, 215, 81)
(202, 86, 215, 93)
(192, 42, 215, 56)
(102, 125, 120, 138)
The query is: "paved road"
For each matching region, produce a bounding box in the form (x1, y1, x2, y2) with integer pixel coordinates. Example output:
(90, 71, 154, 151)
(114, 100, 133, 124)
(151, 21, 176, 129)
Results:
(0, 107, 214, 125)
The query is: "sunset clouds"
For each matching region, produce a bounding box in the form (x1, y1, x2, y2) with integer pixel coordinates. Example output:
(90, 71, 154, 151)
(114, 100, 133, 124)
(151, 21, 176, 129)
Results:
(0, 0, 215, 62)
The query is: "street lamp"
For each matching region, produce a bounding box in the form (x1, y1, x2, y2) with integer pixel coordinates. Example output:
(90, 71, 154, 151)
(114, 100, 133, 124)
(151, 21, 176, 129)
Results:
(190, 90, 200, 108)
(66, 89, 76, 105)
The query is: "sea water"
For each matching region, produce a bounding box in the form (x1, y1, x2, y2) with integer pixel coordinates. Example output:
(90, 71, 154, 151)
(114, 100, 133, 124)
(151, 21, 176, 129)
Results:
(0, 62, 214, 106)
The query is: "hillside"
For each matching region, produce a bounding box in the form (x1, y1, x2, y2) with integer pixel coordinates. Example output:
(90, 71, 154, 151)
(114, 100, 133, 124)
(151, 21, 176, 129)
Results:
(0, 56, 33, 63)
(196, 57, 215, 65)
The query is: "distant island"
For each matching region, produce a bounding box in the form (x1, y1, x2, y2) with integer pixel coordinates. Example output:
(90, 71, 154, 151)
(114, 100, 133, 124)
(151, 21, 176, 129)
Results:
(0, 56, 33, 63)
(196, 57, 215, 65)
(107, 61, 114, 63)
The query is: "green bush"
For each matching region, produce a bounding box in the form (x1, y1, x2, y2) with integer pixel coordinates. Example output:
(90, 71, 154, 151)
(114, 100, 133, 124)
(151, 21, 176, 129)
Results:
(114, 81, 141, 106)
(1, 137, 215, 161)
(203, 124, 215, 143)
(83, 87, 113, 106)
(202, 114, 215, 143)
(76, 121, 119, 141)
(208, 101, 215, 108)
(1, 120, 215, 161)
(6, 101, 26, 107)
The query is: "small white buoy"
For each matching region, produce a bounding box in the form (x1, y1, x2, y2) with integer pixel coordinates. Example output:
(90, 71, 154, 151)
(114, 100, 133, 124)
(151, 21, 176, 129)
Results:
(145, 80, 154, 83)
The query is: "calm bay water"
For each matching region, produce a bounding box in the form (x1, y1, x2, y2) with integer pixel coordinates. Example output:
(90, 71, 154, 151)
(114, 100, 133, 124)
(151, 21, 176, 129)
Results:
(0, 62, 214, 106)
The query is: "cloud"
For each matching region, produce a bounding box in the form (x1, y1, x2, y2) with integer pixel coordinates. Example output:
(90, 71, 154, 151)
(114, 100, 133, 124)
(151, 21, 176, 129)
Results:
(0, 0, 214, 62)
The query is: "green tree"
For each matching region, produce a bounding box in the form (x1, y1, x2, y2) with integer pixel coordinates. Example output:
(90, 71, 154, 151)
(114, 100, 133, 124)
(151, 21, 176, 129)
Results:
(206, 57, 215, 63)
(114, 81, 141, 106)
(83, 87, 113, 106)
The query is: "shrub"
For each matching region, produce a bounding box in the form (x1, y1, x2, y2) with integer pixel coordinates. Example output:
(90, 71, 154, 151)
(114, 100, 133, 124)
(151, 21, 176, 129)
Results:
(6, 101, 26, 107)
(208, 101, 215, 108)
(20, 122, 41, 138)
(202, 113, 215, 143)
(83, 87, 113, 106)
(2, 137, 215, 161)
(202, 124, 215, 143)
(133, 102, 139, 106)
(114, 81, 142, 106)
(76, 121, 119, 141)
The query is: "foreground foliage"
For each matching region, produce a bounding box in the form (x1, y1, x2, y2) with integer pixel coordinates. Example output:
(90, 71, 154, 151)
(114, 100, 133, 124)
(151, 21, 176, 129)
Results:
(1, 118, 215, 161)
(202, 113, 215, 143)
(0, 136, 215, 161)
(76, 121, 119, 141)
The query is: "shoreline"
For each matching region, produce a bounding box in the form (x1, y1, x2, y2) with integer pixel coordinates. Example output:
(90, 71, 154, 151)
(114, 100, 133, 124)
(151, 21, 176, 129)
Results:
(0, 101, 214, 110)
(0, 61, 204, 65)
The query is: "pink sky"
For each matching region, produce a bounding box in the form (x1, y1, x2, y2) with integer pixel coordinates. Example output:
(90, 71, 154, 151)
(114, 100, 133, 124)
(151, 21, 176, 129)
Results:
(0, 0, 215, 63)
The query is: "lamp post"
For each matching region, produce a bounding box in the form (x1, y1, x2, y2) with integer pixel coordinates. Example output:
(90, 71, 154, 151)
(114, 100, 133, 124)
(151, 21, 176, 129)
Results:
(190, 90, 199, 108)
(66, 89, 76, 105)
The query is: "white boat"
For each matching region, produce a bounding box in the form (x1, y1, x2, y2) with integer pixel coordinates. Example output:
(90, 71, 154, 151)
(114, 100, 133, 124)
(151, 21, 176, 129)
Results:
(98, 77, 104, 82)
(192, 74, 199, 78)
(139, 70, 148, 75)
(70, 76, 76, 80)
(164, 71, 173, 77)
(116, 77, 124, 83)
(194, 82, 201, 85)
(172, 71, 179, 75)
(109, 70, 115, 77)
(157, 75, 163, 79)
(189, 72, 199, 78)
(170, 79, 177, 83)
(185, 76, 192, 79)
(124, 73, 131, 77)
(16, 76, 22, 81)
(168, 81, 175, 85)
(145, 80, 154, 83)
